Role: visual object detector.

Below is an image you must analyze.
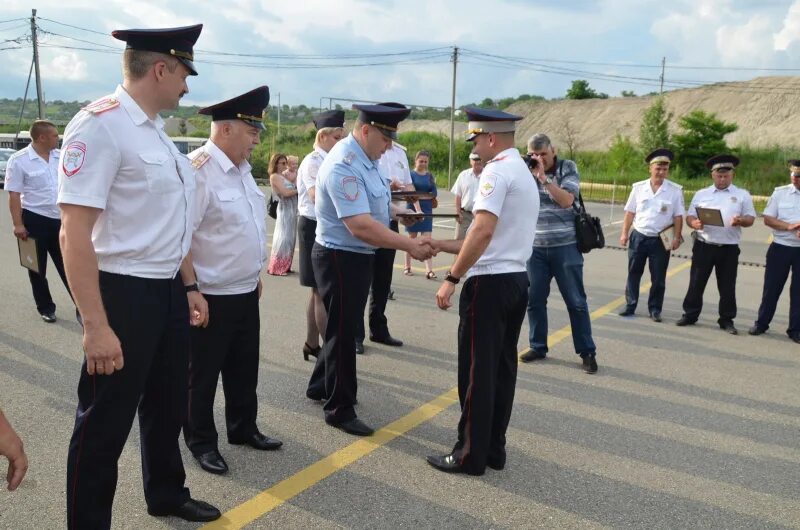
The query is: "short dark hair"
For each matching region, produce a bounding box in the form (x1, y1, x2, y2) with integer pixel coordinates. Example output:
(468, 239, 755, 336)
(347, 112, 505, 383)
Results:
(415, 150, 430, 160)
(29, 120, 56, 141)
(123, 49, 179, 80)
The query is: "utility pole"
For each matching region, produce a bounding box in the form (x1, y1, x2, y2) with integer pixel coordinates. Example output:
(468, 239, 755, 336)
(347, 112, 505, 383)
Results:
(659, 56, 665, 95)
(276, 92, 281, 139)
(447, 46, 459, 190)
(30, 9, 45, 119)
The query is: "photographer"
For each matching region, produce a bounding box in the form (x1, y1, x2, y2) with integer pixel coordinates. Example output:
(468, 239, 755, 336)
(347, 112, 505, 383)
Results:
(520, 134, 598, 374)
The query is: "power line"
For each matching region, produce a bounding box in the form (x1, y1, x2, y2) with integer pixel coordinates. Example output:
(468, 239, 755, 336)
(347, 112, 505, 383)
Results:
(37, 27, 119, 49)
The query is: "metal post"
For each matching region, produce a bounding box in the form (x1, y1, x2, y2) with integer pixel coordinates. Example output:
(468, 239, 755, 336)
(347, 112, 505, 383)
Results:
(659, 57, 665, 95)
(15, 58, 36, 149)
(276, 92, 281, 140)
(447, 46, 458, 190)
(30, 9, 45, 119)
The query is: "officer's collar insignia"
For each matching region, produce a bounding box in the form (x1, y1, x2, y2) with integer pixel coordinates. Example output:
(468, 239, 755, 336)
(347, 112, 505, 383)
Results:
(343, 151, 356, 165)
(191, 151, 211, 169)
(82, 97, 120, 115)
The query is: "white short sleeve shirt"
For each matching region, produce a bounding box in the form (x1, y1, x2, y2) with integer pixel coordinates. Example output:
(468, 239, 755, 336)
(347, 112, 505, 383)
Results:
(624, 179, 686, 237)
(450, 168, 482, 211)
(763, 184, 800, 248)
(688, 184, 756, 245)
(57, 85, 196, 279)
(5, 146, 61, 219)
(378, 143, 412, 187)
(467, 148, 539, 278)
(297, 147, 326, 219)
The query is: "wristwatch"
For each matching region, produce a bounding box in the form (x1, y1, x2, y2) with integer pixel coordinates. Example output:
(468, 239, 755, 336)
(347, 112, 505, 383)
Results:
(445, 272, 460, 285)
(185, 283, 199, 293)
(544, 176, 555, 185)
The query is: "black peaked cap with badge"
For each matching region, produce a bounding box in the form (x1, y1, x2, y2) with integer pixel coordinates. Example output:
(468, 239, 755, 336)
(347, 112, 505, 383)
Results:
(313, 110, 346, 130)
(463, 107, 523, 141)
(645, 148, 674, 165)
(788, 159, 800, 174)
(706, 154, 739, 170)
(112, 24, 203, 76)
(352, 103, 410, 139)
(198, 86, 270, 130)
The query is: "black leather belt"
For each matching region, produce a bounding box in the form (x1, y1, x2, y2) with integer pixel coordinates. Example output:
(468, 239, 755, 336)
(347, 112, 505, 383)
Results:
(697, 238, 737, 248)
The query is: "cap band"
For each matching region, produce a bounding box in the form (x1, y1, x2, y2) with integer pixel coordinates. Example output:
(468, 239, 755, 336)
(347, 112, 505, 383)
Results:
(369, 121, 397, 133)
(711, 163, 735, 171)
(236, 113, 263, 123)
(649, 156, 671, 165)
(466, 121, 516, 135)
(170, 49, 193, 61)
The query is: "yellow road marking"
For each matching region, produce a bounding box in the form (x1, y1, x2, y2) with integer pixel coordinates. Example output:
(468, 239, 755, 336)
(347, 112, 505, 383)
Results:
(204, 260, 691, 529)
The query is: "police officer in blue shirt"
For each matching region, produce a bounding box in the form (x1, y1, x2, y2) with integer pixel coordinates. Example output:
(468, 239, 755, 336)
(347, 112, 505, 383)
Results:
(306, 103, 435, 436)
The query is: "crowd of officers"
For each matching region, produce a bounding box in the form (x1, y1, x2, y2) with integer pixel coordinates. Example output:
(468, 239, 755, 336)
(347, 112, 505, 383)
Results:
(1, 21, 799, 530)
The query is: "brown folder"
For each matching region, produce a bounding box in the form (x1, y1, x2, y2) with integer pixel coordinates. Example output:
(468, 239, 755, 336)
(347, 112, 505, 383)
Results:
(17, 237, 40, 274)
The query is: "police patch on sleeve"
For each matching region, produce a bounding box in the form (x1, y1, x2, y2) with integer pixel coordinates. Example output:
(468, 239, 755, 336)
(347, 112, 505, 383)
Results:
(480, 174, 497, 197)
(62, 141, 87, 177)
(341, 176, 359, 201)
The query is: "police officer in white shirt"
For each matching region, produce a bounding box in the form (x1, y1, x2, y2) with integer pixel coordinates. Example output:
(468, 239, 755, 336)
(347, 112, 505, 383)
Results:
(57, 25, 220, 527)
(677, 155, 755, 334)
(619, 148, 685, 322)
(297, 110, 345, 361)
(179, 86, 282, 477)
(749, 159, 800, 343)
(427, 107, 538, 476)
(6, 120, 74, 323)
(450, 152, 484, 239)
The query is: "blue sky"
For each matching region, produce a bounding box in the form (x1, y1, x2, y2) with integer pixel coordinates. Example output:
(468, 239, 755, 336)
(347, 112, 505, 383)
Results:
(3, 0, 800, 109)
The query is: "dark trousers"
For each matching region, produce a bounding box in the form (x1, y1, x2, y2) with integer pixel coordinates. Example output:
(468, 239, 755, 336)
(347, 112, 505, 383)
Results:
(755, 242, 800, 336)
(22, 209, 71, 314)
(66, 273, 190, 529)
(307, 245, 373, 423)
(453, 272, 528, 475)
(624, 230, 671, 314)
(682, 239, 739, 323)
(356, 220, 398, 341)
(184, 290, 260, 456)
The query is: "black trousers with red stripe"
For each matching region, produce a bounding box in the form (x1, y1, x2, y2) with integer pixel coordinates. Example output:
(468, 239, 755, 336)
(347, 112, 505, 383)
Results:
(453, 271, 528, 474)
(183, 289, 260, 456)
(66, 272, 190, 529)
(307, 244, 373, 423)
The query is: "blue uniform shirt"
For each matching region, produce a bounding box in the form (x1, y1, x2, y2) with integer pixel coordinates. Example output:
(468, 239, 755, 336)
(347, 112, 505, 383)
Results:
(314, 133, 391, 253)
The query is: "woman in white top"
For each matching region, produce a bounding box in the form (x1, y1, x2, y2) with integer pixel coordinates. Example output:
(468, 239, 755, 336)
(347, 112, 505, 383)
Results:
(267, 153, 298, 275)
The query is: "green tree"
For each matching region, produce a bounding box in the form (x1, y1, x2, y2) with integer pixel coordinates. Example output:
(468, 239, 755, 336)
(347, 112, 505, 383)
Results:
(565, 80, 609, 100)
(621, 90, 636, 97)
(607, 134, 640, 180)
(672, 110, 738, 178)
(638, 96, 673, 155)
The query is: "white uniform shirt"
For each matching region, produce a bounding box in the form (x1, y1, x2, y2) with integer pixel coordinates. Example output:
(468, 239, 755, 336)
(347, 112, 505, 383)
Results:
(188, 141, 268, 295)
(450, 168, 482, 211)
(624, 179, 686, 237)
(688, 184, 756, 245)
(763, 184, 800, 248)
(58, 85, 195, 279)
(378, 143, 412, 187)
(467, 148, 539, 278)
(5, 145, 61, 219)
(297, 147, 326, 220)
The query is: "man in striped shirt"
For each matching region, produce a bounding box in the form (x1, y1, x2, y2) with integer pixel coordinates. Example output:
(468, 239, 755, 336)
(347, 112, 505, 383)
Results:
(519, 134, 598, 374)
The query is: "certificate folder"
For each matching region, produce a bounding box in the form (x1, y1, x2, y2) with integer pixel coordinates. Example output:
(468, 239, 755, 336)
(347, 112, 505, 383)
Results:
(17, 237, 40, 274)
(695, 207, 725, 227)
(391, 191, 435, 200)
(397, 213, 459, 218)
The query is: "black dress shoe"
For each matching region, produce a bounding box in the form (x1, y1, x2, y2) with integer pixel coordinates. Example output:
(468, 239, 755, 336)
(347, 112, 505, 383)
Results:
(748, 325, 766, 336)
(148, 498, 221, 522)
(789, 334, 800, 344)
(355, 341, 365, 355)
(40, 312, 56, 323)
(426, 453, 484, 476)
(581, 355, 598, 374)
(650, 312, 662, 323)
(370, 334, 403, 347)
(230, 431, 283, 451)
(326, 417, 374, 436)
(676, 316, 696, 327)
(618, 307, 635, 317)
(519, 348, 546, 363)
(719, 322, 738, 335)
(303, 342, 321, 361)
(486, 456, 505, 470)
(193, 450, 228, 474)
(388, 290, 395, 301)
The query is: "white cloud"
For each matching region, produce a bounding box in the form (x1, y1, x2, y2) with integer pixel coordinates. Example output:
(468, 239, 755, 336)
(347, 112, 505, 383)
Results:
(44, 51, 88, 81)
(774, 0, 800, 50)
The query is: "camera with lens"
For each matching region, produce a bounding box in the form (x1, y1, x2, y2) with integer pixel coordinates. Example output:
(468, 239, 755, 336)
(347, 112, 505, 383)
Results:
(522, 153, 538, 170)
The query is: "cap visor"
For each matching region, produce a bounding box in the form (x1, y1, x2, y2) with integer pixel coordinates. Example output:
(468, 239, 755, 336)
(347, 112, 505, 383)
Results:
(376, 128, 396, 140)
(179, 58, 198, 76)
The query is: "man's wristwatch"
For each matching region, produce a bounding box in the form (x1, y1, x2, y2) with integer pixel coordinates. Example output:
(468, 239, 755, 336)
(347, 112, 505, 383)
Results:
(185, 283, 199, 293)
(445, 272, 460, 285)
(544, 176, 555, 185)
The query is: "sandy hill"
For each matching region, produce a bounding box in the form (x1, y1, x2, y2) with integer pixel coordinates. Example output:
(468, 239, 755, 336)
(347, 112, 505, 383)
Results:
(399, 76, 800, 151)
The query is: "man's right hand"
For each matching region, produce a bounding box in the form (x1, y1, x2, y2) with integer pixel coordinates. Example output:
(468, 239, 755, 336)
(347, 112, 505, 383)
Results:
(12, 225, 28, 241)
(83, 323, 124, 376)
(0, 413, 27, 491)
(619, 233, 629, 247)
(409, 239, 435, 261)
(187, 291, 209, 327)
(690, 219, 704, 230)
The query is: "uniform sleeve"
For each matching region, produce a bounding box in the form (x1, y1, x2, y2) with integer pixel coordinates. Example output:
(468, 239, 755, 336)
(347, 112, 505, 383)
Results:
(624, 187, 637, 213)
(303, 157, 321, 190)
(58, 115, 121, 210)
(328, 165, 371, 219)
(741, 191, 757, 218)
(672, 187, 685, 216)
(763, 190, 780, 217)
(450, 172, 463, 195)
(472, 165, 508, 217)
(687, 192, 699, 217)
(4, 154, 24, 193)
(559, 160, 580, 197)
(399, 153, 412, 185)
(190, 169, 211, 233)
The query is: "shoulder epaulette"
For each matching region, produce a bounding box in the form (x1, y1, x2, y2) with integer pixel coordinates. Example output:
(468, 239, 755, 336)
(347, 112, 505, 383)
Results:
(310, 151, 323, 160)
(632, 179, 647, 187)
(487, 155, 507, 165)
(669, 180, 683, 190)
(191, 151, 211, 169)
(776, 183, 792, 191)
(82, 97, 120, 115)
(393, 141, 408, 151)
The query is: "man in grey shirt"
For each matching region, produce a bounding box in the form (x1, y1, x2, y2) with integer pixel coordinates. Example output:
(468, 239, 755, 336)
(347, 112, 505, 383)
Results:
(520, 134, 598, 374)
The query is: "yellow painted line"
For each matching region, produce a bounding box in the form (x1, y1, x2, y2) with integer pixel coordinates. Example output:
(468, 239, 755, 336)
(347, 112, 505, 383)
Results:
(204, 261, 692, 529)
